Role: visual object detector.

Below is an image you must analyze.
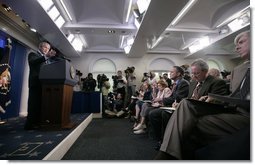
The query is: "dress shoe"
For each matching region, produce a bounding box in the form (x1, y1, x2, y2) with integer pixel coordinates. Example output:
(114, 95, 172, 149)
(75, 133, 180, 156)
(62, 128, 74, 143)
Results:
(133, 123, 146, 131)
(133, 129, 146, 134)
(154, 141, 161, 151)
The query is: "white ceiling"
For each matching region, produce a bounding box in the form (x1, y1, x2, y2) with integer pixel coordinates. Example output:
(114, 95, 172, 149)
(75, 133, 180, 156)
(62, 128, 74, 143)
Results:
(2, 0, 250, 58)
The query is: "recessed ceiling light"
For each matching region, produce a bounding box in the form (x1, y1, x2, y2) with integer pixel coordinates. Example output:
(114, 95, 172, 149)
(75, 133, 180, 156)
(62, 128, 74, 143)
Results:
(2, 4, 12, 12)
(30, 28, 37, 32)
(164, 32, 170, 36)
(108, 30, 115, 34)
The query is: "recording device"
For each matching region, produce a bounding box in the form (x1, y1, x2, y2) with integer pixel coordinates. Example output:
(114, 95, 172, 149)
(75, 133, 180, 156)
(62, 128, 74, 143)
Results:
(143, 72, 149, 77)
(141, 72, 149, 82)
(76, 70, 83, 77)
(83, 74, 96, 92)
(97, 74, 108, 89)
(124, 66, 135, 74)
(112, 75, 124, 89)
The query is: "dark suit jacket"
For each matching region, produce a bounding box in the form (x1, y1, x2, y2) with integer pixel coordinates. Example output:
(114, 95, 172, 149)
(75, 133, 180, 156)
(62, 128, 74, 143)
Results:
(28, 51, 46, 88)
(230, 61, 250, 96)
(188, 75, 228, 99)
(163, 78, 190, 106)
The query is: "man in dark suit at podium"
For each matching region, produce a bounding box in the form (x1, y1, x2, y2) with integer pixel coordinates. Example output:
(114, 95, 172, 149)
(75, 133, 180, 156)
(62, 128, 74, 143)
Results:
(24, 41, 56, 130)
(155, 31, 250, 160)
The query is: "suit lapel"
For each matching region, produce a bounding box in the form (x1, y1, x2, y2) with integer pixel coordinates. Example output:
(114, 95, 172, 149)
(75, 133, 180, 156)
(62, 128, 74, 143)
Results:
(231, 62, 250, 94)
(198, 75, 213, 98)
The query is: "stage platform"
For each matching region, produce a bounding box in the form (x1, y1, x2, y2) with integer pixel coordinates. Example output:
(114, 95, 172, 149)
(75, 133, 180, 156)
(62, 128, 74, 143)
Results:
(0, 113, 92, 160)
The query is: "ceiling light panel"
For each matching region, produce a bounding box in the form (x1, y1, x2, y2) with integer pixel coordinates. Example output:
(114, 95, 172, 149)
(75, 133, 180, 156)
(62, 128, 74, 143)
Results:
(48, 6, 60, 21)
(37, 0, 53, 11)
(60, 0, 72, 21)
(55, 15, 65, 28)
(170, 0, 197, 26)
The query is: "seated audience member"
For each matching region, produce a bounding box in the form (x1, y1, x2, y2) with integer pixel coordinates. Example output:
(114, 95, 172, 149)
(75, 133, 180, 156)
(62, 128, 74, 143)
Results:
(149, 66, 190, 149)
(101, 78, 111, 117)
(181, 64, 191, 82)
(207, 68, 221, 79)
(114, 70, 127, 101)
(171, 59, 227, 109)
(133, 80, 171, 134)
(124, 96, 137, 119)
(133, 82, 152, 127)
(155, 31, 250, 160)
(162, 73, 172, 88)
(105, 93, 124, 117)
(124, 85, 145, 119)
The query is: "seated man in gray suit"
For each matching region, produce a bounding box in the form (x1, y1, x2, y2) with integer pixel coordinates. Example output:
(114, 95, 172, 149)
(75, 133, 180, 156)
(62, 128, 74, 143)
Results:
(155, 31, 250, 160)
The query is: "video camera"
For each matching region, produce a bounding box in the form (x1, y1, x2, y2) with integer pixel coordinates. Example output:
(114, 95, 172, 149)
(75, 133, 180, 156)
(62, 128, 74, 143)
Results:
(141, 72, 149, 82)
(97, 74, 108, 89)
(124, 66, 135, 74)
(143, 72, 149, 77)
(112, 75, 124, 89)
(76, 70, 83, 77)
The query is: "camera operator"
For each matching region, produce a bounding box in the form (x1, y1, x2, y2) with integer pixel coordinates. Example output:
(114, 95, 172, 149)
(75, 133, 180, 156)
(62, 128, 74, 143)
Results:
(97, 74, 108, 92)
(125, 66, 136, 105)
(113, 70, 127, 101)
(163, 73, 172, 88)
(141, 72, 150, 83)
(74, 70, 83, 91)
(83, 73, 97, 92)
(148, 71, 157, 85)
(101, 77, 111, 117)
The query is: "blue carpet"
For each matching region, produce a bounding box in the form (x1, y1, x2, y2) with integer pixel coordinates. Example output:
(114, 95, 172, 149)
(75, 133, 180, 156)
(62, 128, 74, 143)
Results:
(0, 113, 90, 160)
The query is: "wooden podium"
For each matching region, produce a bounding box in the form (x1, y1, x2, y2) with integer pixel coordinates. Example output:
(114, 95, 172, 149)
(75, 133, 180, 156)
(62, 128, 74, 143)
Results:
(39, 60, 77, 129)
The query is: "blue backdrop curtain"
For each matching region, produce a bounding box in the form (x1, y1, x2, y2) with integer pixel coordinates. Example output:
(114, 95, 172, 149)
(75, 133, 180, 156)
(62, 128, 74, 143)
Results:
(0, 32, 28, 119)
(0, 35, 11, 119)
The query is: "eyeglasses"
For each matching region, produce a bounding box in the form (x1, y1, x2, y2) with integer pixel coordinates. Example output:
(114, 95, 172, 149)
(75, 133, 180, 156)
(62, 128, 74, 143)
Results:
(191, 72, 201, 76)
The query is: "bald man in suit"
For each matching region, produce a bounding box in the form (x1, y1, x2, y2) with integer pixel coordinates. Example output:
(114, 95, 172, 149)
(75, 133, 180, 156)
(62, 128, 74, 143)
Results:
(155, 31, 250, 160)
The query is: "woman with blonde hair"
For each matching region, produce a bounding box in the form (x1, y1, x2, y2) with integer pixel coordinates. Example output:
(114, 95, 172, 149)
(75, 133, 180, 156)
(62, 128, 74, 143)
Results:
(133, 79, 171, 134)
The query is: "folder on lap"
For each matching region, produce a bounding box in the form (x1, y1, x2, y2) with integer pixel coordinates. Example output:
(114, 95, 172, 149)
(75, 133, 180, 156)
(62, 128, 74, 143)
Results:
(208, 93, 250, 109)
(159, 107, 176, 113)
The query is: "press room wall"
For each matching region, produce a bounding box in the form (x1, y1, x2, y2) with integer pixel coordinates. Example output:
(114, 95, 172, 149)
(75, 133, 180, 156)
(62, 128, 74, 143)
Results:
(70, 52, 237, 90)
